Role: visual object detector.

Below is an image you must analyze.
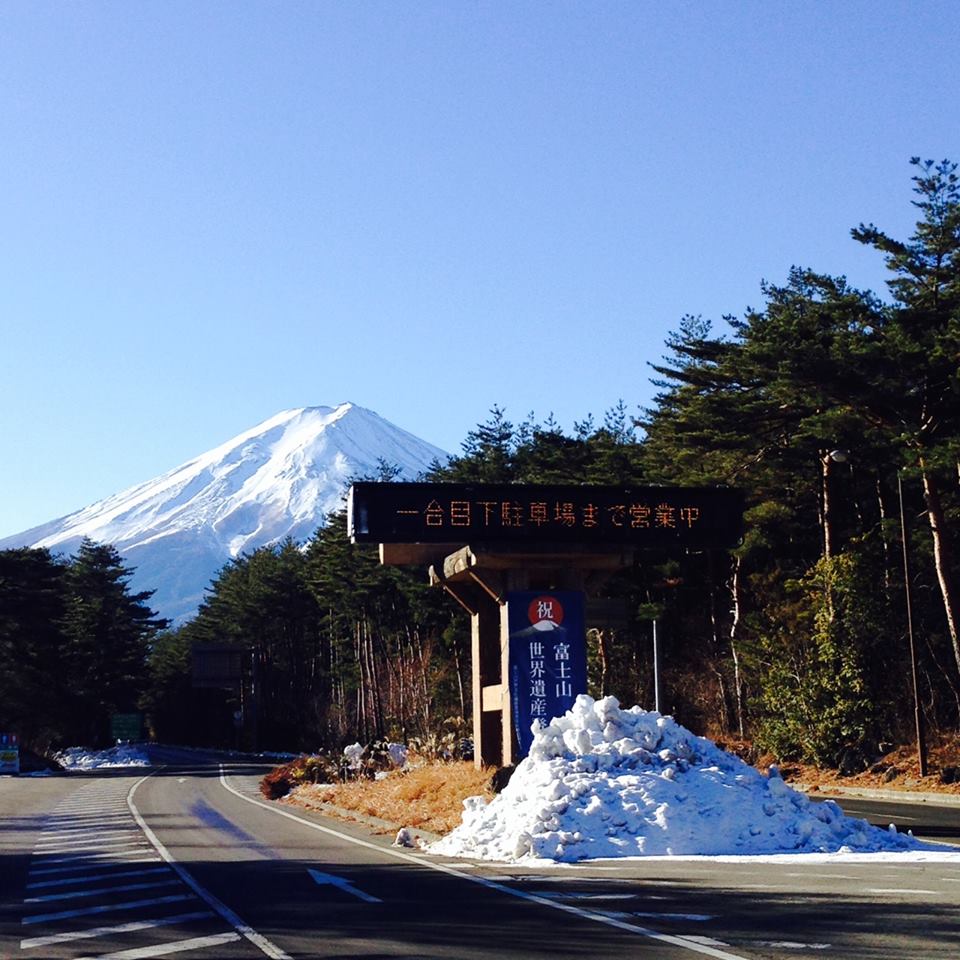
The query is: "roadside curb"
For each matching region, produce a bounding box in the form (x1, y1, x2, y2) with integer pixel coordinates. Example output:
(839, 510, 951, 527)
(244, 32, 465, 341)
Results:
(803, 785, 960, 808)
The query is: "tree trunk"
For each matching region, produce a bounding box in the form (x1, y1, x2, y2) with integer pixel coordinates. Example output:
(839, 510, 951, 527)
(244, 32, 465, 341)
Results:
(597, 628, 610, 696)
(728, 555, 746, 737)
(820, 451, 838, 560)
(876, 475, 895, 596)
(452, 634, 466, 722)
(919, 458, 960, 681)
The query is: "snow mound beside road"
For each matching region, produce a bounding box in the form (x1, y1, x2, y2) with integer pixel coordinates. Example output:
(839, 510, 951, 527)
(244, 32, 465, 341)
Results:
(57, 744, 151, 770)
(430, 695, 927, 862)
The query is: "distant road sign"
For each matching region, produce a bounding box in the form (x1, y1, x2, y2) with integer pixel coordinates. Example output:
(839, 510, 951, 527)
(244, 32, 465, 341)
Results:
(110, 713, 142, 741)
(349, 482, 743, 550)
(192, 644, 245, 690)
(0, 733, 20, 774)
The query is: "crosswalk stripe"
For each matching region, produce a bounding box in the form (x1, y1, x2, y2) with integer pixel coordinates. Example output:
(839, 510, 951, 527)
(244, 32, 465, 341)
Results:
(22, 893, 196, 925)
(36, 835, 141, 850)
(75, 931, 242, 959)
(26, 878, 180, 903)
(40, 827, 133, 839)
(34, 847, 155, 866)
(19, 910, 215, 950)
(28, 867, 170, 890)
(30, 857, 161, 877)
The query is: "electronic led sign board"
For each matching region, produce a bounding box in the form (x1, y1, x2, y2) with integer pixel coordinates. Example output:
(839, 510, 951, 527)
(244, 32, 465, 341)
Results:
(348, 482, 743, 550)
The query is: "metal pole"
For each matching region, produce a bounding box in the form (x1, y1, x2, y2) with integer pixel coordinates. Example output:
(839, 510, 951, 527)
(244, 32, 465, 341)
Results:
(652, 619, 660, 714)
(898, 472, 928, 777)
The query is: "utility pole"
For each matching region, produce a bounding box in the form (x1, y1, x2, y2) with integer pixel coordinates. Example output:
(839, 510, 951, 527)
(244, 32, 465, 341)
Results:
(898, 471, 928, 777)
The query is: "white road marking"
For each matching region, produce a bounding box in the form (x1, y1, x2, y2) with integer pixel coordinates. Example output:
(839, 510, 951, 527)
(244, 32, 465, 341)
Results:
(43, 819, 132, 831)
(34, 848, 154, 866)
(28, 867, 169, 889)
(865, 888, 939, 895)
(75, 931, 242, 959)
(127, 774, 291, 960)
(531, 891, 638, 901)
(36, 836, 143, 851)
(22, 893, 196, 924)
(39, 826, 137, 838)
(30, 856, 160, 876)
(783, 873, 860, 880)
(754, 942, 831, 951)
(308, 867, 382, 903)
(633, 912, 716, 922)
(26, 878, 180, 903)
(219, 766, 752, 960)
(19, 911, 215, 950)
(501, 875, 635, 883)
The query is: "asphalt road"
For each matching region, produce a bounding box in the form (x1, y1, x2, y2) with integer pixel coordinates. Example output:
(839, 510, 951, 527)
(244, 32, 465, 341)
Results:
(2, 749, 959, 960)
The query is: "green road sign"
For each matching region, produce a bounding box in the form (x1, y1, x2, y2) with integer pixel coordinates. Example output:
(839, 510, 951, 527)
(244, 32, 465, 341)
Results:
(110, 713, 142, 741)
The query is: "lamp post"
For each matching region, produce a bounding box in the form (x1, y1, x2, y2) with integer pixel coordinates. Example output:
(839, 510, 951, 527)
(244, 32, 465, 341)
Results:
(823, 449, 850, 561)
(897, 470, 928, 778)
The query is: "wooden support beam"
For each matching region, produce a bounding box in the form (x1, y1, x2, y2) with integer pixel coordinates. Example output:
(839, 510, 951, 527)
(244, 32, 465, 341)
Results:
(429, 567, 482, 616)
(467, 569, 504, 605)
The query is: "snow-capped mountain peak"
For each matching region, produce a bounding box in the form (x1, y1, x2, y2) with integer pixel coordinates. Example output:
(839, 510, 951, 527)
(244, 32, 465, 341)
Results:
(0, 403, 447, 624)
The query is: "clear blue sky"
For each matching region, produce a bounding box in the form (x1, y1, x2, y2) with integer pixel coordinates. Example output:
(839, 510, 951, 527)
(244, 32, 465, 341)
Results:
(1, 1, 956, 537)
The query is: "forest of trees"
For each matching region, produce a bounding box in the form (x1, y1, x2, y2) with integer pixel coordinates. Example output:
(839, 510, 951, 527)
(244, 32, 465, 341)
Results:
(2, 159, 958, 769)
(0, 540, 166, 749)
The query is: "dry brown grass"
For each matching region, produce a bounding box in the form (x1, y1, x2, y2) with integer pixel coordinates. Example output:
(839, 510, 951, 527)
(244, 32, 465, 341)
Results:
(776, 733, 960, 796)
(289, 761, 495, 835)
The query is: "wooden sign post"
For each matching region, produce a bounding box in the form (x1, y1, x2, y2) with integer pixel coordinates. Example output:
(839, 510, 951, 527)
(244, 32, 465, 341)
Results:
(349, 482, 743, 768)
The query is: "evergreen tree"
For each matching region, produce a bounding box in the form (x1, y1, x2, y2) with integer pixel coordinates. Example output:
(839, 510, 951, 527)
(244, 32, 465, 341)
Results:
(0, 548, 69, 746)
(852, 158, 960, 677)
(62, 539, 166, 744)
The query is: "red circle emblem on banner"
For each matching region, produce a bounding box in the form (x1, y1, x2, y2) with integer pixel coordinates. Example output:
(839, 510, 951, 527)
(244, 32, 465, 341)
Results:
(528, 595, 564, 627)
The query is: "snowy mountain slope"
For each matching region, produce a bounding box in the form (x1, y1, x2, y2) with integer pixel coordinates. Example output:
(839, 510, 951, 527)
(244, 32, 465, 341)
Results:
(0, 403, 448, 624)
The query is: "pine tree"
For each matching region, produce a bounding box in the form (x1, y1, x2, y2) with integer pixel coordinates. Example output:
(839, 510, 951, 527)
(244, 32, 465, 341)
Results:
(852, 158, 960, 678)
(0, 548, 69, 746)
(61, 539, 166, 745)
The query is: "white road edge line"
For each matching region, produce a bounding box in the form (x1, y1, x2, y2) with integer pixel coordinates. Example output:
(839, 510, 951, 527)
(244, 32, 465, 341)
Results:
(218, 765, 751, 960)
(127, 773, 291, 960)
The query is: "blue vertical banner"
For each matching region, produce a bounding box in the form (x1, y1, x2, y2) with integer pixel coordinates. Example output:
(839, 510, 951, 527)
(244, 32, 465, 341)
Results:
(508, 591, 588, 758)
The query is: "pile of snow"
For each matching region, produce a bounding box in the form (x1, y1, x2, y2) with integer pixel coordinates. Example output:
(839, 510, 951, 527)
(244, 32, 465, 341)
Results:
(342, 741, 408, 772)
(430, 695, 928, 862)
(342, 743, 365, 770)
(57, 744, 151, 770)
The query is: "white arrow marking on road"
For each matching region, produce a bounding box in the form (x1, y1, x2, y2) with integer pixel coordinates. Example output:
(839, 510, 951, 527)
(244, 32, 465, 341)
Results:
(307, 868, 382, 903)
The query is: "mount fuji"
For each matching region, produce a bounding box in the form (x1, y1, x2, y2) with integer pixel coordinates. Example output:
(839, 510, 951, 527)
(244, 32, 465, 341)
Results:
(0, 403, 448, 625)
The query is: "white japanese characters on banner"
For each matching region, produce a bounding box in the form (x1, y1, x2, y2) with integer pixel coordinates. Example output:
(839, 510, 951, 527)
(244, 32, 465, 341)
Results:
(508, 592, 587, 757)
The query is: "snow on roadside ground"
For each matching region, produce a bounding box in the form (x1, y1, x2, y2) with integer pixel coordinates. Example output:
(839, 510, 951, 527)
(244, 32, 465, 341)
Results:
(430, 695, 937, 863)
(56, 743, 151, 770)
